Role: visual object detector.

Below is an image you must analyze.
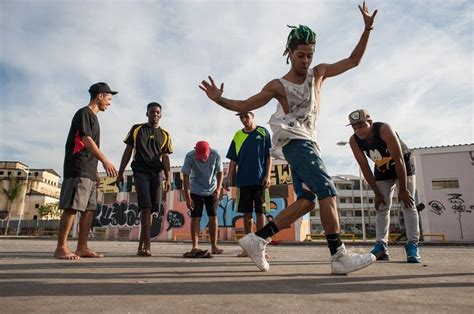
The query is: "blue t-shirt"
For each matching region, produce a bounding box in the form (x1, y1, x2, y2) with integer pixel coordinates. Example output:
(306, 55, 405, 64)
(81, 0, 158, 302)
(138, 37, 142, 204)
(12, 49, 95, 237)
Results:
(226, 126, 271, 187)
(182, 148, 223, 196)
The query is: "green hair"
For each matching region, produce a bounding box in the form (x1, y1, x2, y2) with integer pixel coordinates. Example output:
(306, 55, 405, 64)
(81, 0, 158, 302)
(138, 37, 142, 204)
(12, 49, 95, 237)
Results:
(283, 25, 316, 64)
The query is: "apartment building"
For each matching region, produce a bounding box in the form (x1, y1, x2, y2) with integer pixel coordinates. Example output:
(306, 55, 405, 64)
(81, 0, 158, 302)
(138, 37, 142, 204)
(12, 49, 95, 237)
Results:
(0, 161, 61, 220)
(309, 174, 402, 237)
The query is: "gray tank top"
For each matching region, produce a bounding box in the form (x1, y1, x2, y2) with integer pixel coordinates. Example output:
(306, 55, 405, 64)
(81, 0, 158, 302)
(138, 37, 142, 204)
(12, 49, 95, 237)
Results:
(268, 69, 320, 160)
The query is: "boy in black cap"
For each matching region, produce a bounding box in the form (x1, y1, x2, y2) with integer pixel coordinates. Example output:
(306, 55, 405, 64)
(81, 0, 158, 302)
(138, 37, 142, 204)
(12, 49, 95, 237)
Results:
(54, 82, 118, 260)
(347, 109, 421, 263)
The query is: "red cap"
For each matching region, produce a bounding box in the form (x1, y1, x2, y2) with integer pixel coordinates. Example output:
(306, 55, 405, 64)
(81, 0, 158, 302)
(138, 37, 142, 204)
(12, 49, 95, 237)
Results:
(195, 141, 210, 161)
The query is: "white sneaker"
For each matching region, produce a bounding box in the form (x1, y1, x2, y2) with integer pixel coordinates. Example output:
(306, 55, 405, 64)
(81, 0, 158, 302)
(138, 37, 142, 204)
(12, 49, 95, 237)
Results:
(331, 245, 376, 275)
(238, 233, 270, 272)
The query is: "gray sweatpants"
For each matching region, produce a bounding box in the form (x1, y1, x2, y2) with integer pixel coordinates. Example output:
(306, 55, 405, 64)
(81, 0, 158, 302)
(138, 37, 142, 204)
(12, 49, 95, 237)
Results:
(375, 175, 419, 244)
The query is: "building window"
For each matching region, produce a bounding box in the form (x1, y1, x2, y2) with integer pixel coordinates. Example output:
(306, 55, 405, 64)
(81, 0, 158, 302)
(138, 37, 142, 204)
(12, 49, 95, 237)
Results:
(354, 197, 361, 204)
(34, 172, 39, 176)
(35, 204, 40, 208)
(8, 171, 11, 175)
(17, 171, 22, 176)
(340, 198, 346, 203)
(432, 179, 460, 190)
(0, 171, 3, 175)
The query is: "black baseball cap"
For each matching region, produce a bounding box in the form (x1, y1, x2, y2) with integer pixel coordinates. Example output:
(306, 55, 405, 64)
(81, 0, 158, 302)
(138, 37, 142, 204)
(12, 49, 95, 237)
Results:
(88, 82, 118, 96)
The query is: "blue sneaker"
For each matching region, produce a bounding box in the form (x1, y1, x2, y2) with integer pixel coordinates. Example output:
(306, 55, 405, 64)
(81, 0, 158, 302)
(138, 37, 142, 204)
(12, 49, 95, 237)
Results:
(370, 242, 390, 261)
(405, 241, 422, 263)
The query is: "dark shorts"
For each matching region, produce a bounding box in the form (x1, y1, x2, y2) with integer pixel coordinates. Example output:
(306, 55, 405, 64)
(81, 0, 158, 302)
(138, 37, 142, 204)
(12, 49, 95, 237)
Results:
(134, 171, 163, 212)
(283, 139, 338, 202)
(190, 193, 217, 218)
(237, 185, 264, 214)
(59, 177, 97, 212)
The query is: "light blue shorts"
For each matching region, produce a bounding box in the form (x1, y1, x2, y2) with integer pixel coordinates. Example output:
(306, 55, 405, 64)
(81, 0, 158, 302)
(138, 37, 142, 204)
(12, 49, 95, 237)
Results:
(283, 140, 338, 203)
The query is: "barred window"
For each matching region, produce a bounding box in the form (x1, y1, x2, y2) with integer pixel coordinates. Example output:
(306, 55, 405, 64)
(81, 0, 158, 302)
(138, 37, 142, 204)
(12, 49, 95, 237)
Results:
(432, 179, 459, 190)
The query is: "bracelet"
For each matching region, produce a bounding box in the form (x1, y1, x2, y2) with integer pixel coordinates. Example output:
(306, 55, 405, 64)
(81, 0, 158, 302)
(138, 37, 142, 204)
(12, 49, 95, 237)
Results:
(365, 26, 373, 31)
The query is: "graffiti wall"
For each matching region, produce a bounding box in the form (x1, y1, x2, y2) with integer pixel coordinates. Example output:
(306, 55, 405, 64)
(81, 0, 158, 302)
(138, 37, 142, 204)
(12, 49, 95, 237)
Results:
(94, 163, 309, 241)
(414, 146, 474, 241)
(425, 192, 473, 241)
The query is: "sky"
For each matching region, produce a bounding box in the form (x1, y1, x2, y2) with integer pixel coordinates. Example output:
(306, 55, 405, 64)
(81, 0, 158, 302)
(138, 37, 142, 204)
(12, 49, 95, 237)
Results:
(0, 0, 472, 178)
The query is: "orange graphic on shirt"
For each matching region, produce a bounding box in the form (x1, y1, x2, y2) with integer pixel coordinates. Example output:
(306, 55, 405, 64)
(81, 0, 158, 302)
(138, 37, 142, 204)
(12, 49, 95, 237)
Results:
(369, 149, 393, 171)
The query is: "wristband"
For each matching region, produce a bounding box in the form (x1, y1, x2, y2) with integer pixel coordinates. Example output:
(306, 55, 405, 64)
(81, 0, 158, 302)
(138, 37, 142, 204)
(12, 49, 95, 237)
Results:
(365, 27, 373, 31)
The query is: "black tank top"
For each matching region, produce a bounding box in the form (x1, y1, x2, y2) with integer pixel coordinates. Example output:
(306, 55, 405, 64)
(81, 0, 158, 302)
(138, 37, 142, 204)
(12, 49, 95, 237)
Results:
(354, 122, 415, 181)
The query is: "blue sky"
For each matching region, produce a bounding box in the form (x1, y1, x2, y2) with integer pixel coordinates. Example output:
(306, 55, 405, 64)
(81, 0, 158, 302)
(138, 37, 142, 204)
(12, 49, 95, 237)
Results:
(0, 0, 472, 177)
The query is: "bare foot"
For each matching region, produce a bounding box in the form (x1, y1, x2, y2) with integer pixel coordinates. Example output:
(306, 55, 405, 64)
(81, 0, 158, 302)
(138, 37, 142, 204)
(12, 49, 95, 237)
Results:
(137, 249, 152, 257)
(75, 248, 104, 258)
(211, 247, 224, 254)
(54, 248, 80, 260)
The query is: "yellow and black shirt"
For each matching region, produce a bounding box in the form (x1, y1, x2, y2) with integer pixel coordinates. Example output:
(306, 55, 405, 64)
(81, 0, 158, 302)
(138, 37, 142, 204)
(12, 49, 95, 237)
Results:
(124, 123, 173, 174)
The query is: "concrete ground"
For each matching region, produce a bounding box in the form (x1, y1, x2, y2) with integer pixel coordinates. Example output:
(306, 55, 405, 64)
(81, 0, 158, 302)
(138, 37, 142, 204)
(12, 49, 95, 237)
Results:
(0, 238, 473, 313)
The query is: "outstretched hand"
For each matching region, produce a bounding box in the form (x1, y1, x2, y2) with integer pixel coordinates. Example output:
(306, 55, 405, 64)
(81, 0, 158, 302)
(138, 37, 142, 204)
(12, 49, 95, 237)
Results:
(199, 76, 224, 103)
(358, 1, 377, 29)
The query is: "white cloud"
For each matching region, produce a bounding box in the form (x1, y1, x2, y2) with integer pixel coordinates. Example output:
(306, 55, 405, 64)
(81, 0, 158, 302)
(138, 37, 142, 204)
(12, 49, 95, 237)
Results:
(0, 0, 472, 177)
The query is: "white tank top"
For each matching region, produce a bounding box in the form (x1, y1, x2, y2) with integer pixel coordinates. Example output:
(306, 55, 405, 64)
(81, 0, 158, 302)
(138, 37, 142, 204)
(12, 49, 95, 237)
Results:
(268, 69, 320, 160)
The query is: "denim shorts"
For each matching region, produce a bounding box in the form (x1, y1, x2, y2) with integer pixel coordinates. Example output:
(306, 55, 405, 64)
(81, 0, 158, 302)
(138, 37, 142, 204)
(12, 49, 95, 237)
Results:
(282, 139, 338, 202)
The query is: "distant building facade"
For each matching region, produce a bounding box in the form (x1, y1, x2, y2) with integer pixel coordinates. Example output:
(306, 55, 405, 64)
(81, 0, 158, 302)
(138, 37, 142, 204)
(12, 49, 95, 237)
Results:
(0, 161, 61, 221)
(3, 143, 472, 241)
(413, 144, 474, 241)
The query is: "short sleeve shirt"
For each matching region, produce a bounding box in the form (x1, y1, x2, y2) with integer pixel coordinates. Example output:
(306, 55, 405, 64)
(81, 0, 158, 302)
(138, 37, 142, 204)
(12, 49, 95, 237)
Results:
(124, 123, 173, 174)
(63, 106, 100, 180)
(182, 148, 222, 196)
(226, 126, 271, 187)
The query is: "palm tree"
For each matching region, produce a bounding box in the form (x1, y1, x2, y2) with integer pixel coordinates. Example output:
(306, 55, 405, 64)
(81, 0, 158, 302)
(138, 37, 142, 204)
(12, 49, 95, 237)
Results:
(1, 176, 25, 235)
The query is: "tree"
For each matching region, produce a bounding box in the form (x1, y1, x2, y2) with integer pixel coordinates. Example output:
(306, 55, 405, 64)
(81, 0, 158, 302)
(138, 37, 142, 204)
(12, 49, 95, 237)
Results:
(1, 176, 25, 235)
(38, 202, 61, 220)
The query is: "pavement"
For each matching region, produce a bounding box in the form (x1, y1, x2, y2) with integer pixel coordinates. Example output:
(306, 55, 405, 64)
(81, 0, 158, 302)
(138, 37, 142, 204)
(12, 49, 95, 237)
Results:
(0, 238, 473, 313)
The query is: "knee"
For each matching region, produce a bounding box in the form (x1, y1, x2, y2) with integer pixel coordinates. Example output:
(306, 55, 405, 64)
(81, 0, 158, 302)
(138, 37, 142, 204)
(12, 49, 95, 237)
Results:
(298, 198, 316, 212)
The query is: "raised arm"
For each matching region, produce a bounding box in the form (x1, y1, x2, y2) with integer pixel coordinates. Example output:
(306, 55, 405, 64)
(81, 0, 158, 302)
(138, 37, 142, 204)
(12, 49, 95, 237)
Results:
(200, 76, 278, 113)
(316, 1, 377, 79)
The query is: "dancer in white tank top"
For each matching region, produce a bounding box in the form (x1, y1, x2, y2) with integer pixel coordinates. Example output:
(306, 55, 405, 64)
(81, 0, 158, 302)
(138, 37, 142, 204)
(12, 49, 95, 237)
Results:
(200, 2, 378, 275)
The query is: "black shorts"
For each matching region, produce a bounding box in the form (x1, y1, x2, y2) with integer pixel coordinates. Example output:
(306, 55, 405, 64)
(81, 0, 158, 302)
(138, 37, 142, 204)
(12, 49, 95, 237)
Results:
(134, 171, 163, 212)
(190, 193, 217, 218)
(237, 185, 264, 214)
